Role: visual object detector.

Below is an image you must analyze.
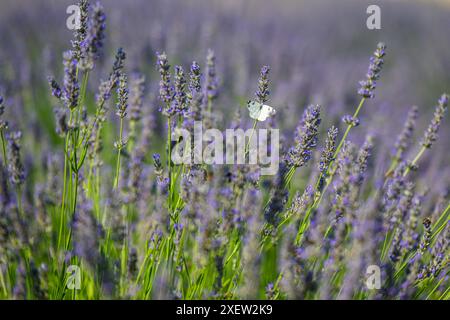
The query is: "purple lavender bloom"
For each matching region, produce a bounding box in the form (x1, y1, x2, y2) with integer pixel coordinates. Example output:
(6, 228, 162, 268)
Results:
(156, 52, 175, 116)
(94, 48, 126, 111)
(318, 126, 338, 191)
(264, 163, 289, 227)
(174, 65, 188, 115)
(393, 105, 418, 162)
(110, 48, 127, 85)
(421, 94, 448, 149)
(284, 105, 321, 168)
(116, 72, 128, 119)
(7, 131, 25, 186)
(189, 61, 202, 97)
(358, 43, 386, 99)
(80, 2, 106, 70)
(62, 51, 79, 110)
(288, 185, 314, 217)
(255, 65, 270, 104)
(428, 222, 449, 277)
(71, 0, 89, 61)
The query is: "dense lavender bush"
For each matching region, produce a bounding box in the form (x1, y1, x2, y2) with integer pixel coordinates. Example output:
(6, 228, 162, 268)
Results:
(0, 0, 448, 300)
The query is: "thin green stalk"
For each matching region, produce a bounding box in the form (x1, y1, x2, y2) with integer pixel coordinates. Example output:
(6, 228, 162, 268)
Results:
(72, 172, 79, 214)
(244, 119, 258, 157)
(403, 146, 426, 177)
(0, 130, 7, 167)
(57, 155, 68, 250)
(0, 266, 7, 296)
(167, 116, 173, 211)
(114, 117, 125, 189)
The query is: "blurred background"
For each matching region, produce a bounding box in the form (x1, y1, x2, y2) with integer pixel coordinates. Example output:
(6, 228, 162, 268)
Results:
(0, 0, 448, 183)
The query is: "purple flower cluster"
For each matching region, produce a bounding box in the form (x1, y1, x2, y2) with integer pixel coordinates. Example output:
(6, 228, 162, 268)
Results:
(285, 105, 321, 168)
(358, 42, 386, 99)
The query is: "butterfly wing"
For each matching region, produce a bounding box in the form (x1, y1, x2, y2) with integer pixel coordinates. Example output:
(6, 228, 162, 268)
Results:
(257, 105, 276, 121)
(247, 101, 263, 120)
(247, 101, 276, 121)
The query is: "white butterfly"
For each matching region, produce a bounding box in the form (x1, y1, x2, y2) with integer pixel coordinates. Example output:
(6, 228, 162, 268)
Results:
(247, 100, 276, 122)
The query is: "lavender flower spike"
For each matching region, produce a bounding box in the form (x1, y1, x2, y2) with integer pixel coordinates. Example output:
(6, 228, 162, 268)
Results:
(116, 73, 128, 119)
(393, 105, 418, 162)
(421, 94, 448, 149)
(285, 105, 321, 168)
(174, 66, 188, 115)
(358, 42, 386, 99)
(80, 1, 106, 70)
(255, 66, 270, 104)
(71, 0, 89, 61)
(156, 52, 174, 116)
(188, 61, 202, 97)
(62, 51, 79, 110)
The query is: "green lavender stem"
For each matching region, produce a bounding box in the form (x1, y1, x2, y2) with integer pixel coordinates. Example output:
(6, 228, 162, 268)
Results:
(114, 117, 125, 189)
(403, 146, 426, 177)
(0, 130, 7, 167)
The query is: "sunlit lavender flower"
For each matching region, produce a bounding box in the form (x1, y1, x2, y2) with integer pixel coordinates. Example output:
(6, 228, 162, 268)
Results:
(71, 0, 89, 61)
(284, 105, 321, 168)
(255, 66, 270, 104)
(332, 142, 357, 222)
(318, 126, 338, 191)
(116, 73, 128, 119)
(188, 61, 202, 97)
(110, 48, 126, 85)
(62, 51, 79, 110)
(421, 94, 448, 149)
(174, 66, 187, 115)
(156, 52, 175, 116)
(80, 2, 106, 70)
(393, 105, 418, 163)
(358, 42, 386, 99)
(288, 185, 314, 218)
(95, 48, 126, 109)
(7, 131, 25, 186)
(427, 222, 449, 277)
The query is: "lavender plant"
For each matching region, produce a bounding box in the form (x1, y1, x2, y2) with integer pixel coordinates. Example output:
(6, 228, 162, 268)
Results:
(0, 0, 448, 301)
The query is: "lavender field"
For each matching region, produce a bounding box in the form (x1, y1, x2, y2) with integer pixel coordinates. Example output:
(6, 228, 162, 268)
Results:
(0, 0, 449, 300)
